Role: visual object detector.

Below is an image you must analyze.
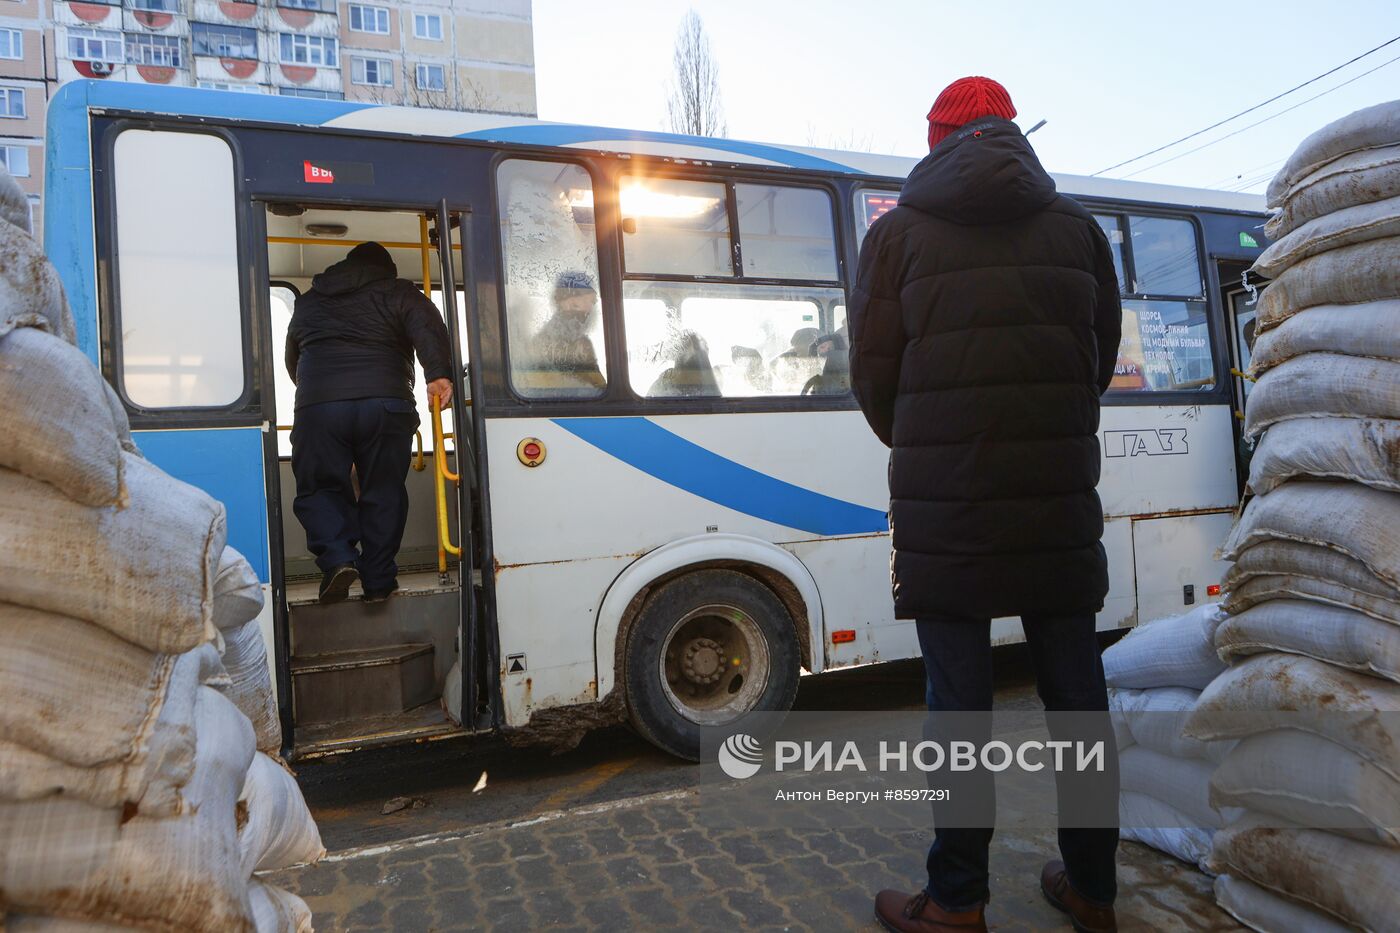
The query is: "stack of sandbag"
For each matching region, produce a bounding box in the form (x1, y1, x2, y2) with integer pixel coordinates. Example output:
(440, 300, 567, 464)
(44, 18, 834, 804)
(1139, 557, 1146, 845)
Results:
(1103, 603, 1235, 869)
(0, 164, 321, 931)
(1184, 101, 1400, 933)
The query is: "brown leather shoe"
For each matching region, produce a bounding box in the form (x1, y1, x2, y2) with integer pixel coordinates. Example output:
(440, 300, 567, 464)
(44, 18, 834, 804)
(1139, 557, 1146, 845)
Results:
(1040, 860, 1116, 932)
(874, 889, 988, 932)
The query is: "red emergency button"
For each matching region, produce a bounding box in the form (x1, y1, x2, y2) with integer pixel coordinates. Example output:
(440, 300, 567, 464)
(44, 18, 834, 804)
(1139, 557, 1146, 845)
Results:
(516, 437, 546, 468)
(1206, 584, 1221, 597)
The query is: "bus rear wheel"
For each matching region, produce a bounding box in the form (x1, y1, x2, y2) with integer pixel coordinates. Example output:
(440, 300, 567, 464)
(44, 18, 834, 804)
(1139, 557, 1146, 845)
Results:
(623, 569, 800, 761)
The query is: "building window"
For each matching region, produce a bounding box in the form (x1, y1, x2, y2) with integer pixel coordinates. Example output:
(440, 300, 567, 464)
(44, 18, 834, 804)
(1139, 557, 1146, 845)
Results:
(278, 0, 334, 10)
(412, 12, 441, 40)
(415, 62, 444, 90)
(279, 33, 337, 67)
(125, 32, 182, 67)
(0, 144, 29, 176)
(348, 4, 390, 34)
(127, 0, 179, 12)
(351, 56, 392, 86)
(67, 27, 124, 63)
(0, 29, 21, 61)
(277, 86, 344, 99)
(198, 80, 264, 93)
(192, 24, 257, 59)
(0, 87, 26, 118)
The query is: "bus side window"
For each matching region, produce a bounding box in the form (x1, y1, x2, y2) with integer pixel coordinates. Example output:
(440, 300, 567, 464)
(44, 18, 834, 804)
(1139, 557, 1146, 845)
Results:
(113, 130, 245, 409)
(496, 158, 607, 400)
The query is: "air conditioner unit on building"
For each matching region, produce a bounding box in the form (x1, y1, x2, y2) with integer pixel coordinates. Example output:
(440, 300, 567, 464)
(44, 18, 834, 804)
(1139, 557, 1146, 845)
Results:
(89, 61, 113, 75)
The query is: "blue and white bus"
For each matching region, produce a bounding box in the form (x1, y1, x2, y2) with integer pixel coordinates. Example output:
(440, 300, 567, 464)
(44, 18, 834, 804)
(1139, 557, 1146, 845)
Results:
(44, 80, 1267, 759)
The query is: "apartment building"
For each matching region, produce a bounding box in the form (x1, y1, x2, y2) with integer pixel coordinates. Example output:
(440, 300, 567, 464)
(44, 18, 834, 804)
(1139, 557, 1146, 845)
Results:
(0, 0, 536, 237)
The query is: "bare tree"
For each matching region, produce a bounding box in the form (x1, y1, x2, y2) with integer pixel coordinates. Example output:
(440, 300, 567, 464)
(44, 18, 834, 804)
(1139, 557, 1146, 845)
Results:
(665, 11, 726, 137)
(804, 123, 875, 153)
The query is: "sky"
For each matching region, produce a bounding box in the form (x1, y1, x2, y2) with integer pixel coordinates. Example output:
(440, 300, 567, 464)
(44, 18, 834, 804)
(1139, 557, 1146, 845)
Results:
(532, 0, 1400, 193)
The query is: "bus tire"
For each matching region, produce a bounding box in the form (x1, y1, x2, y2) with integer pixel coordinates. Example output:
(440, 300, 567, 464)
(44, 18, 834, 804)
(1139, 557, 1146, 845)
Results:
(623, 569, 800, 761)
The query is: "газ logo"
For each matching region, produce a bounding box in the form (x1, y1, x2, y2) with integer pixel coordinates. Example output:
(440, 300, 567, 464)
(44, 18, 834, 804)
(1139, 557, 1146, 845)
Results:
(1103, 428, 1188, 458)
(718, 734, 763, 779)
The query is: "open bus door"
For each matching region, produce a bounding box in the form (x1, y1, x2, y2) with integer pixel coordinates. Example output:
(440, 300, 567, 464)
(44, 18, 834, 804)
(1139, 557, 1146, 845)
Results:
(262, 201, 486, 758)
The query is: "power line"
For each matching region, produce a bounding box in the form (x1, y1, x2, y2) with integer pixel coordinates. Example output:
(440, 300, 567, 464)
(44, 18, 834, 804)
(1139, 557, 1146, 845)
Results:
(1203, 156, 1287, 191)
(1117, 51, 1400, 180)
(1092, 34, 1400, 176)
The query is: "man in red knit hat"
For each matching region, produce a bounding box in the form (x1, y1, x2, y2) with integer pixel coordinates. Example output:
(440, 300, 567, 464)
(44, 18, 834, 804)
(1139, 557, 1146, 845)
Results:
(851, 77, 1123, 932)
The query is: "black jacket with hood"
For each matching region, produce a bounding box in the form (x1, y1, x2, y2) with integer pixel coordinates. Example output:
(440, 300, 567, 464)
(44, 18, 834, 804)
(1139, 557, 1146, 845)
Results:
(849, 117, 1122, 621)
(285, 252, 453, 409)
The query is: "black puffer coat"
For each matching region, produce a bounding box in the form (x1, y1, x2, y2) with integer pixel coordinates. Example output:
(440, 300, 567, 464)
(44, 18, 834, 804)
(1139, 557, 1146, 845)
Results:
(286, 256, 453, 410)
(849, 118, 1122, 621)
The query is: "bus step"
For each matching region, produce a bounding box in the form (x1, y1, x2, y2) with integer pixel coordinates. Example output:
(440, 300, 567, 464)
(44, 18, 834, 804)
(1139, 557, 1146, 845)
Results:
(291, 643, 436, 725)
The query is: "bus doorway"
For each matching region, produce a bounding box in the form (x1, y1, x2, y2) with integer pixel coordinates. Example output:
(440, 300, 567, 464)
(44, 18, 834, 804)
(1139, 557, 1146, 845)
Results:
(1220, 260, 1259, 493)
(262, 203, 484, 757)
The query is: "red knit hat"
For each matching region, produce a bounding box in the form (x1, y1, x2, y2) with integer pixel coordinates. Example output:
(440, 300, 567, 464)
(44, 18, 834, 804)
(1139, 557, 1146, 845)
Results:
(927, 76, 1017, 150)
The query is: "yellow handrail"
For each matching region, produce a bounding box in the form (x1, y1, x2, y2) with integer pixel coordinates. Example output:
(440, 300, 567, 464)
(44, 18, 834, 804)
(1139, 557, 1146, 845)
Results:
(418, 215, 433, 299)
(266, 236, 461, 250)
(431, 395, 461, 569)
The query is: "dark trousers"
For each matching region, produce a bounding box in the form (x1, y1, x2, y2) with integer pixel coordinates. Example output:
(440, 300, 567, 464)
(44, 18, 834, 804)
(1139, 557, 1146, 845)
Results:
(291, 397, 419, 592)
(915, 612, 1119, 910)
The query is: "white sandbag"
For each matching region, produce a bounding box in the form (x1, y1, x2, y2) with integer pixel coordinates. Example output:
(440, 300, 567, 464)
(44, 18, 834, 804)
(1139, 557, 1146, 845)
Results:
(1267, 100, 1400, 207)
(0, 643, 217, 817)
(0, 606, 185, 769)
(1121, 746, 1233, 831)
(1254, 195, 1400, 279)
(1119, 792, 1215, 871)
(220, 617, 282, 754)
(1109, 686, 1233, 765)
(1214, 873, 1352, 933)
(442, 656, 463, 727)
(238, 752, 323, 875)
(1211, 730, 1400, 847)
(0, 688, 256, 932)
(102, 379, 141, 457)
(1211, 813, 1400, 932)
(1187, 653, 1400, 782)
(1247, 417, 1400, 495)
(1264, 145, 1400, 239)
(1221, 481, 1400, 592)
(1103, 603, 1226, 690)
(0, 211, 77, 344)
(214, 546, 264, 632)
(248, 882, 313, 933)
(1249, 301, 1400, 374)
(0, 454, 226, 653)
(0, 162, 28, 232)
(1216, 600, 1400, 684)
(0, 328, 125, 506)
(1225, 574, 1400, 626)
(1255, 238, 1400, 331)
(3, 917, 138, 931)
(1243, 353, 1400, 438)
(1225, 538, 1396, 596)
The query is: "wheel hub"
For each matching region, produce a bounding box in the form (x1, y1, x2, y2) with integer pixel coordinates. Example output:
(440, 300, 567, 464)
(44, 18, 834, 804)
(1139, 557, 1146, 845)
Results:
(681, 637, 727, 685)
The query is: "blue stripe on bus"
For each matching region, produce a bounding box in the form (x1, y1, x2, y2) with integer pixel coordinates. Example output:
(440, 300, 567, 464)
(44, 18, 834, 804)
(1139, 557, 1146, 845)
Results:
(456, 123, 862, 173)
(135, 428, 272, 584)
(553, 417, 888, 536)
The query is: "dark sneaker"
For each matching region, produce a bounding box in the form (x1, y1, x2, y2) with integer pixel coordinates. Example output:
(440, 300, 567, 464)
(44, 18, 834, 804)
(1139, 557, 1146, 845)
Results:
(318, 565, 358, 605)
(1040, 860, 1116, 933)
(362, 584, 400, 604)
(874, 889, 987, 932)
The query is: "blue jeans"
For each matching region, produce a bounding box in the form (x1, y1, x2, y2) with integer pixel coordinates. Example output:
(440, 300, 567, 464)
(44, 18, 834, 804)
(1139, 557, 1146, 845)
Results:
(291, 397, 420, 592)
(915, 612, 1118, 910)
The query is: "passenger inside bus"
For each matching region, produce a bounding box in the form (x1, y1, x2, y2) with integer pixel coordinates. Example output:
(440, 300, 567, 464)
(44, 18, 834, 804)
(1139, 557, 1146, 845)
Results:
(285, 240, 454, 605)
(804, 331, 851, 396)
(518, 271, 606, 396)
(647, 330, 721, 397)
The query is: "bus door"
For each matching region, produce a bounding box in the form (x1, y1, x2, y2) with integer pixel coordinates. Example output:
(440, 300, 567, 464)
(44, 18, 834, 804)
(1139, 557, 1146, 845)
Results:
(263, 200, 482, 757)
(1223, 271, 1260, 491)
